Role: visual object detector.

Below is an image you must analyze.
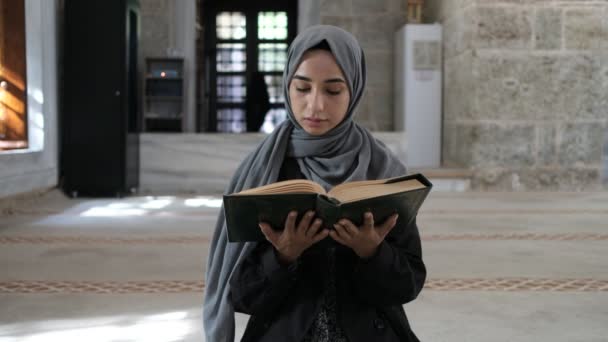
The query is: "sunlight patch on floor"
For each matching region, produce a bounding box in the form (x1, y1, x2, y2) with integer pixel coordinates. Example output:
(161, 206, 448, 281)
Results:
(0, 311, 194, 342)
(76, 196, 223, 218)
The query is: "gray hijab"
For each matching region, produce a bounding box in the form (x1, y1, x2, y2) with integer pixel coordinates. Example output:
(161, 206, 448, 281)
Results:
(203, 25, 406, 342)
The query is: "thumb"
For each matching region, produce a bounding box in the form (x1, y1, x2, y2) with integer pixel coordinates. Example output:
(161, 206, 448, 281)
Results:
(379, 214, 398, 239)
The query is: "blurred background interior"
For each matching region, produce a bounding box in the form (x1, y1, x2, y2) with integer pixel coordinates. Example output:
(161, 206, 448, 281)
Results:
(1, 0, 607, 197)
(0, 0, 607, 341)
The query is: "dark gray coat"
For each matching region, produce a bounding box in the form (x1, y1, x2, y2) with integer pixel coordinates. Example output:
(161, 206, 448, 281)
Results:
(229, 217, 425, 342)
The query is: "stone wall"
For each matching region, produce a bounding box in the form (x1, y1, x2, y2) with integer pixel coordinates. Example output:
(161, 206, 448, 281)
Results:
(320, 0, 408, 131)
(430, 0, 608, 191)
(139, 0, 197, 132)
(139, 0, 171, 60)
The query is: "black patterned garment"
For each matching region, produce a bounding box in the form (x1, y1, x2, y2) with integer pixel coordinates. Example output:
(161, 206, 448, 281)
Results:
(302, 248, 349, 342)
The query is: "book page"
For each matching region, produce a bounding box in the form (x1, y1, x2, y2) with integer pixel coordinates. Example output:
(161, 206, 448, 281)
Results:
(328, 178, 426, 203)
(235, 179, 326, 195)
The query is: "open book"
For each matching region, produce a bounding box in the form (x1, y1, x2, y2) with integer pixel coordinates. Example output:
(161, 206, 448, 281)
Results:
(223, 173, 432, 242)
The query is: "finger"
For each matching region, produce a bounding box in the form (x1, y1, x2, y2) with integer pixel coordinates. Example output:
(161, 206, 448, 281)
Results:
(284, 211, 298, 235)
(329, 230, 348, 246)
(378, 214, 399, 239)
(306, 218, 323, 238)
(338, 219, 359, 237)
(363, 212, 374, 232)
(312, 229, 330, 244)
(259, 222, 278, 245)
(333, 223, 353, 240)
(299, 211, 315, 235)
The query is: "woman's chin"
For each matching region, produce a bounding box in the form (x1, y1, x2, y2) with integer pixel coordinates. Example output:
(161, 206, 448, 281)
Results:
(303, 126, 331, 136)
(299, 120, 336, 136)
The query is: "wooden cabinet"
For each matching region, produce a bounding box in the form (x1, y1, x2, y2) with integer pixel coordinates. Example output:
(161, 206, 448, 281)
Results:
(143, 58, 184, 132)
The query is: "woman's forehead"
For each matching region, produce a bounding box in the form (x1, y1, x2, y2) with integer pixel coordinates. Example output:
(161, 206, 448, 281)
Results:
(292, 50, 347, 81)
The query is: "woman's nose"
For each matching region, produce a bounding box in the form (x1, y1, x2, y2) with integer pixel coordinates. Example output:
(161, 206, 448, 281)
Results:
(309, 89, 325, 113)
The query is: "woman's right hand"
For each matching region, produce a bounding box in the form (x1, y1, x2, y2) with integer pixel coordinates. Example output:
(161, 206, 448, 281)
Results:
(259, 210, 328, 265)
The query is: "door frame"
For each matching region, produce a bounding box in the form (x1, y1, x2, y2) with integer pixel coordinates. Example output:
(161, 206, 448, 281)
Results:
(202, 0, 297, 132)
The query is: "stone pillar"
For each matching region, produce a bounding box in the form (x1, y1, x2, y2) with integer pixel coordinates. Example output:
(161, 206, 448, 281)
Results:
(433, 0, 608, 191)
(171, 0, 197, 133)
(320, 0, 408, 131)
(298, 0, 320, 33)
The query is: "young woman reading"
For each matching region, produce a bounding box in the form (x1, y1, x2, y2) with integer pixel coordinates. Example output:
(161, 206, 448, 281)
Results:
(203, 25, 426, 342)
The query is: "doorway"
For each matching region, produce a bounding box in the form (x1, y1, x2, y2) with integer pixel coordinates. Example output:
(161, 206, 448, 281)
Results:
(203, 0, 297, 133)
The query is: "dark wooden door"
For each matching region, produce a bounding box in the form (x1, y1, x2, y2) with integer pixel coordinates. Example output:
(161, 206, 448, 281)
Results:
(203, 0, 297, 132)
(62, 0, 140, 197)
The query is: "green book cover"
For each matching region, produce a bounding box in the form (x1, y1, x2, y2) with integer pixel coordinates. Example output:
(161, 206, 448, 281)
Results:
(223, 173, 432, 243)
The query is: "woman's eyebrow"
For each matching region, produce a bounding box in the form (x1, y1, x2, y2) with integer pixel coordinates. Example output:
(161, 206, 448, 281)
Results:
(293, 75, 345, 83)
(293, 75, 312, 82)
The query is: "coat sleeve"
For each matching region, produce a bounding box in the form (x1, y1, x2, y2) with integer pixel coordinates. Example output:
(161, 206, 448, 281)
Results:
(351, 217, 426, 307)
(229, 240, 300, 316)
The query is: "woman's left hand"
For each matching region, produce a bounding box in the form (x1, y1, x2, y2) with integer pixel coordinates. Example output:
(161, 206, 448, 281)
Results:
(329, 212, 399, 259)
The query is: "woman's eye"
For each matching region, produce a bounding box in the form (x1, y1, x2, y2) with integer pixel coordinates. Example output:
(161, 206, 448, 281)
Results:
(327, 89, 342, 96)
(296, 87, 310, 93)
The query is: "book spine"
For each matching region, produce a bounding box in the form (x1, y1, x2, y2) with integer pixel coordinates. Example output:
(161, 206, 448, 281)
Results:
(316, 195, 341, 229)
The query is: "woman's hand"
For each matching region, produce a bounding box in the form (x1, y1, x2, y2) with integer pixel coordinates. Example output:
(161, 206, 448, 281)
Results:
(330, 212, 399, 259)
(259, 210, 329, 265)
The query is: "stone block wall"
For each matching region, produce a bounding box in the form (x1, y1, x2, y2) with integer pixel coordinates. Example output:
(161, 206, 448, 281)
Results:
(431, 0, 608, 191)
(320, 0, 408, 131)
(140, 0, 171, 59)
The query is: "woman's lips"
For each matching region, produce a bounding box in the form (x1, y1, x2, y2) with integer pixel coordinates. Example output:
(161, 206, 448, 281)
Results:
(304, 118, 326, 128)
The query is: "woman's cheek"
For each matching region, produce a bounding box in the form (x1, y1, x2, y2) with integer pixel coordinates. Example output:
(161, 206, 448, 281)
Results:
(295, 98, 308, 115)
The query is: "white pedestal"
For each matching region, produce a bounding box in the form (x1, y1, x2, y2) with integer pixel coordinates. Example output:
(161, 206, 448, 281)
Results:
(394, 24, 442, 169)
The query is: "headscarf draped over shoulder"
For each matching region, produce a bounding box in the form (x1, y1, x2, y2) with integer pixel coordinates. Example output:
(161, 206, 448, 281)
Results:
(203, 25, 406, 342)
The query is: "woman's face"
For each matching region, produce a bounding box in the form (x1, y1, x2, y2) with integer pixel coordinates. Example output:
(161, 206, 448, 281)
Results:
(289, 49, 350, 136)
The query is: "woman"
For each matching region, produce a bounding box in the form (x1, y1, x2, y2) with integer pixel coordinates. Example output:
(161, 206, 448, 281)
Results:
(203, 25, 426, 342)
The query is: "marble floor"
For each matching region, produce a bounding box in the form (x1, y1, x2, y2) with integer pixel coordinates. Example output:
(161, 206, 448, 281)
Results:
(0, 190, 607, 341)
